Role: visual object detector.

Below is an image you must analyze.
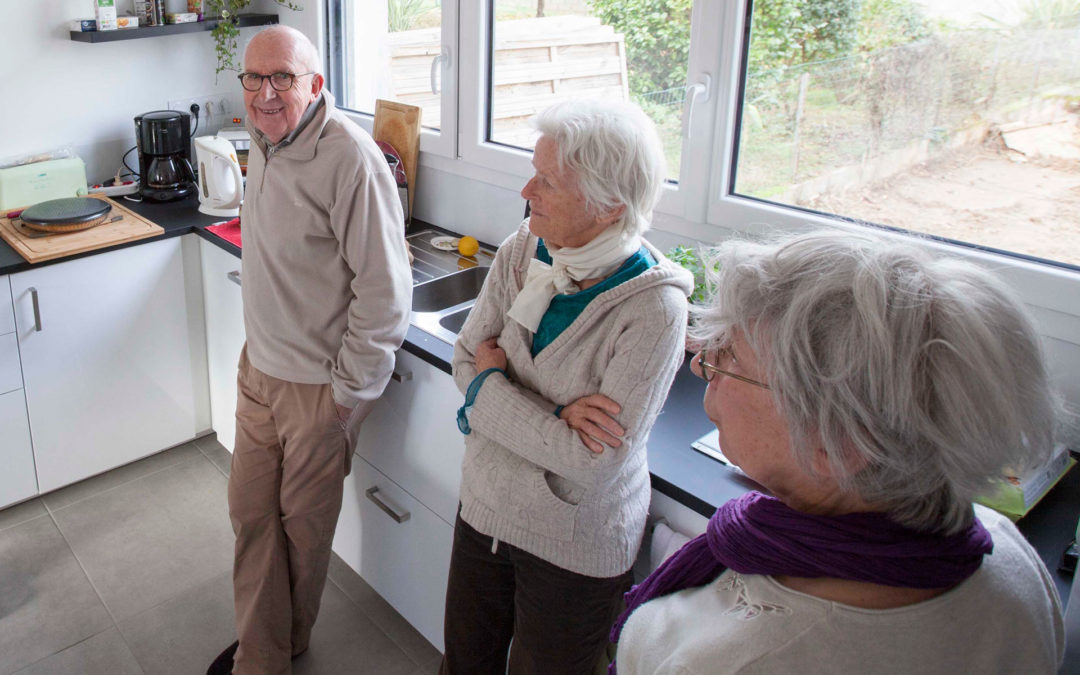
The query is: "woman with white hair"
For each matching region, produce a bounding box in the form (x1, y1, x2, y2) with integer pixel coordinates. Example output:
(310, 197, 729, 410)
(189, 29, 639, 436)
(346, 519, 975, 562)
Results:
(440, 100, 693, 674)
(612, 230, 1066, 674)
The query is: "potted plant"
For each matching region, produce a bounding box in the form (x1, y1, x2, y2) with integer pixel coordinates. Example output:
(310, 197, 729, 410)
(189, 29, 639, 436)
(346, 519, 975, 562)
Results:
(204, 0, 303, 75)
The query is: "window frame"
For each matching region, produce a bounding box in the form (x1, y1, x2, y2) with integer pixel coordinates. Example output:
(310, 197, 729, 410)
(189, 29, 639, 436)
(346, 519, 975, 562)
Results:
(325, 0, 1080, 325)
(328, 0, 459, 160)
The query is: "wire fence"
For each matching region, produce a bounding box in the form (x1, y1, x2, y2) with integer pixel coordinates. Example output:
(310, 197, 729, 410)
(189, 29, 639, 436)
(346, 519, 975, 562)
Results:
(734, 25, 1080, 196)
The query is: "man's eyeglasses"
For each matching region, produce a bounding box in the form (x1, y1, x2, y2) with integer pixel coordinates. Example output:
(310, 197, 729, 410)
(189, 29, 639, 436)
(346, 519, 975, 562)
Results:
(238, 71, 315, 92)
(696, 347, 770, 389)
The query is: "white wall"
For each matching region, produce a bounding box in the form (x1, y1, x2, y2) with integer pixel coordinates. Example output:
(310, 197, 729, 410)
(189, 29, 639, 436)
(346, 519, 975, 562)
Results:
(1, 0, 255, 183)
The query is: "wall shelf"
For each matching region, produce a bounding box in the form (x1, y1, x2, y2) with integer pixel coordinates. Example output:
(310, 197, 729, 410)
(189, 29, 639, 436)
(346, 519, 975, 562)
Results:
(69, 13, 278, 43)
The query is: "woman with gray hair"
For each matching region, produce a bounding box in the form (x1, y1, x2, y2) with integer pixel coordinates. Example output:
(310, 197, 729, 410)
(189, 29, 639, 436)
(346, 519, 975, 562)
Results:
(611, 229, 1065, 674)
(440, 100, 693, 674)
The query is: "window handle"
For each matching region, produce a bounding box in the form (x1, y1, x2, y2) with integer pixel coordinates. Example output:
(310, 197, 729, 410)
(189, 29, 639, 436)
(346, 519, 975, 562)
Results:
(430, 47, 450, 95)
(683, 74, 712, 140)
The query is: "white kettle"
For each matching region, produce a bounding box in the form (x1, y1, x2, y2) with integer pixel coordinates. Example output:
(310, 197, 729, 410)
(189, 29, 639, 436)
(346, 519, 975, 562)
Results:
(195, 135, 244, 217)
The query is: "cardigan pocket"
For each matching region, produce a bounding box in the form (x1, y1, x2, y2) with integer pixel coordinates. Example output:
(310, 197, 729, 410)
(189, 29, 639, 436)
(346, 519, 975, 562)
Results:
(513, 465, 579, 542)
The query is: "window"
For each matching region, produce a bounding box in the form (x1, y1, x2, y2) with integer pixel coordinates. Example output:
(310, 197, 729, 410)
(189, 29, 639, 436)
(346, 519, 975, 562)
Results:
(328, 0, 1080, 281)
(486, 1, 694, 183)
(728, 0, 1080, 269)
(330, 0, 457, 156)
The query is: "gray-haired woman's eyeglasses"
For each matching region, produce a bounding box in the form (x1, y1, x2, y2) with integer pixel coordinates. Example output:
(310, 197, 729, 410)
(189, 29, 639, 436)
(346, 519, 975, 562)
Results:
(696, 347, 770, 389)
(238, 71, 315, 92)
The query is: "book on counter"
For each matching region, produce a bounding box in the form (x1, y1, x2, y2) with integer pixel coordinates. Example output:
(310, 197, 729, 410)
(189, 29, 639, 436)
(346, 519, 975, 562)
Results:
(976, 444, 1075, 521)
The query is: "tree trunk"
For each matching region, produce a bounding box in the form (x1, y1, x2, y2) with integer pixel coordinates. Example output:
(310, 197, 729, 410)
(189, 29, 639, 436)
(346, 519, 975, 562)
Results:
(537, 0, 546, 18)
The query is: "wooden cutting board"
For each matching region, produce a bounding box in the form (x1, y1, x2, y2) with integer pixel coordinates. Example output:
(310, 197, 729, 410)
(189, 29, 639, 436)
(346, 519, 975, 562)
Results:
(372, 99, 421, 219)
(0, 195, 164, 264)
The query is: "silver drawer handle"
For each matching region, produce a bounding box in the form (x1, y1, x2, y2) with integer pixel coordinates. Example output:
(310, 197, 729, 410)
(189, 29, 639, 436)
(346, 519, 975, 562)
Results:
(227, 270, 241, 286)
(365, 486, 410, 523)
(29, 287, 42, 332)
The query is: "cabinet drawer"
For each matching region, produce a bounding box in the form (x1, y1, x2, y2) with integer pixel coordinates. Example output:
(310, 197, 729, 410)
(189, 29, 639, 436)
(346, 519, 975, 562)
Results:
(354, 349, 465, 525)
(333, 455, 454, 652)
(0, 388, 37, 508)
(0, 332, 22, 395)
(0, 276, 12, 335)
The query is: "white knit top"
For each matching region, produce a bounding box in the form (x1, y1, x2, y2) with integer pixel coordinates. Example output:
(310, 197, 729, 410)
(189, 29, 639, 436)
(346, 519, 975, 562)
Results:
(452, 221, 694, 577)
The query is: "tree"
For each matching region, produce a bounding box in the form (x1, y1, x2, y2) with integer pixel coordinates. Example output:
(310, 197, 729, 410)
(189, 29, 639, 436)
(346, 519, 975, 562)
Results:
(588, 0, 694, 95)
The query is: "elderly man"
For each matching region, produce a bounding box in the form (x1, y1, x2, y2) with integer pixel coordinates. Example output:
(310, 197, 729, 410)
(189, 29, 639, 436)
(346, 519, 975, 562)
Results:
(208, 25, 412, 675)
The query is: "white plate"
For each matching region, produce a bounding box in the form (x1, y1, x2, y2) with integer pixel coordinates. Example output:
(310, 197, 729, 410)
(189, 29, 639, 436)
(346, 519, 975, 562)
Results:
(430, 236, 459, 251)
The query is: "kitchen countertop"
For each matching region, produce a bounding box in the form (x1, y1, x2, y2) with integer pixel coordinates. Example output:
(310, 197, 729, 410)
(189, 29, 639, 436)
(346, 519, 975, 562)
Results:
(2, 195, 1076, 606)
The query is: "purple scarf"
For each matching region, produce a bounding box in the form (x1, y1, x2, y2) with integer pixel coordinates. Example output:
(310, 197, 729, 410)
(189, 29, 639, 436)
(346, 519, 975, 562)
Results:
(608, 491, 992, 671)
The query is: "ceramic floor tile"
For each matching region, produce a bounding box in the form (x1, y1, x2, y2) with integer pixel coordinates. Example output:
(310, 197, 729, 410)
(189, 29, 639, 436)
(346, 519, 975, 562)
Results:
(0, 516, 113, 674)
(0, 498, 47, 533)
(327, 555, 443, 670)
(14, 627, 143, 675)
(194, 435, 232, 478)
(50, 457, 235, 622)
(291, 580, 417, 675)
(42, 441, 205, 512)
(117, 570, 235, 675)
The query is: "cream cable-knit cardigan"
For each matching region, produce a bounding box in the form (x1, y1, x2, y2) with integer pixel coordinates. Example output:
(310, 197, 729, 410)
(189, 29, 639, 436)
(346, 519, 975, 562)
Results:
(453, 220, 693, 577)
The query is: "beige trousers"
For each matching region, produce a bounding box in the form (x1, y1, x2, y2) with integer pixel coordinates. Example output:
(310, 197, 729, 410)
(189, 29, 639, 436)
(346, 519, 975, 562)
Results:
(228, 345, 353, 674)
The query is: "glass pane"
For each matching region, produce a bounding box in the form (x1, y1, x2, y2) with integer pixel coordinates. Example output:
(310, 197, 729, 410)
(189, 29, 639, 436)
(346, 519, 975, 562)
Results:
(489, 1, 694, 182)
(341, 1, 443, 130)
(733, 0, 1080, 267)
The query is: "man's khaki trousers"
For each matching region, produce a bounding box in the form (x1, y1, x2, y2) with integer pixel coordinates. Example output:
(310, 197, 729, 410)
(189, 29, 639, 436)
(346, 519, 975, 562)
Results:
(228, 345, 352, 674)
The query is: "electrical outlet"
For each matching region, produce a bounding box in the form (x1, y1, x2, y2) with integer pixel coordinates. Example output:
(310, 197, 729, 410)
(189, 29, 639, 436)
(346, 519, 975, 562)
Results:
(166, 94, 236, 133)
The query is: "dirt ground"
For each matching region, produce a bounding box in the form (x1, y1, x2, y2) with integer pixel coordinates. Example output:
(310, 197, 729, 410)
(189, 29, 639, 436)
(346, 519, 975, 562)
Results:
(803, 114, 1080, 269)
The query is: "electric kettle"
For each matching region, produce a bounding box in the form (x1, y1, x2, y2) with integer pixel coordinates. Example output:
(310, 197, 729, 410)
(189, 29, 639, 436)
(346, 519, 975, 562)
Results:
(195, 136, 244, 217)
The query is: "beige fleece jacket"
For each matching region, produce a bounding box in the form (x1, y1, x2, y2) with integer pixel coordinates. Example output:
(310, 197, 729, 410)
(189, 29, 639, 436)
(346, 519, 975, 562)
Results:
(242, 90, 412, 410)
(453, 220, 694, 577)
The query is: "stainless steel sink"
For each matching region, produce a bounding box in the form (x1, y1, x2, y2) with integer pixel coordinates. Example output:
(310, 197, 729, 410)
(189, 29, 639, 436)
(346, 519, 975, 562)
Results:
(438, 306, 472, 335)
(410, 266, 488, 344)
(412, 266, 489, 313)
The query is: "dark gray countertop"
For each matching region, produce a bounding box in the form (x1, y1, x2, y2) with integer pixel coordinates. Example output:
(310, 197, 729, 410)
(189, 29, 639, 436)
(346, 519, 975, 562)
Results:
(3, 196, 1075, 611)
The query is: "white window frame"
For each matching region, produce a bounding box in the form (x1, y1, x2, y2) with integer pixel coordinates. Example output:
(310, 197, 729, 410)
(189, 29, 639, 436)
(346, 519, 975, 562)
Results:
(329, 0, 1080, 326)
(334, 0, 459, 160)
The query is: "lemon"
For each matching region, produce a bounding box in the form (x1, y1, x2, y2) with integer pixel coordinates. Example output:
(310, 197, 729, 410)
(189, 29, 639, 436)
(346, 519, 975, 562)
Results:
(457, 236, 480, 257)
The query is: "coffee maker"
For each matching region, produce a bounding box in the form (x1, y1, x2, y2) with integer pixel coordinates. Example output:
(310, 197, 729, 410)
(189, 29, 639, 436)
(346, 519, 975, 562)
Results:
(135, 110, 196, 202)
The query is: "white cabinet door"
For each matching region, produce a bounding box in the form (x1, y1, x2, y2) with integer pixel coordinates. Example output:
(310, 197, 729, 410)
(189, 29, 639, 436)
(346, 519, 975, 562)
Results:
(353, 349, 465, 525)
(11, 238, 199, 493)
(334, 455, 454, 652)
(0, 388, 37, 508)
(0, 275, 13, 335)
(199, 239, 245, 453)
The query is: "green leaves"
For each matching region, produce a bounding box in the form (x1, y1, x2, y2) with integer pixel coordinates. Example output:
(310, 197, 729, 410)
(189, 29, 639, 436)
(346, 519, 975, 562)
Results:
(205, 0, 303, 75)
(666, 244, 711, 306)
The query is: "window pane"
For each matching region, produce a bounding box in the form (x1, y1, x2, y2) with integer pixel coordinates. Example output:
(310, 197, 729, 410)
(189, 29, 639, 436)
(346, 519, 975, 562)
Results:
(340, 1, 444, 129)
(733, 1, 1080, 267)
(489, 1, 693, 182)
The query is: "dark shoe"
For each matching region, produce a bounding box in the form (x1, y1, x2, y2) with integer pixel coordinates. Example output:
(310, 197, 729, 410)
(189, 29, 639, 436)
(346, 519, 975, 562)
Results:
(207, 641, 239, 675)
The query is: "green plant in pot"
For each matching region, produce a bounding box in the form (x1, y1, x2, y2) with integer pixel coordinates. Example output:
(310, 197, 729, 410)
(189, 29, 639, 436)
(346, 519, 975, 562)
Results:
(667, 245, 711, 306)
(204, 0, 303, 75)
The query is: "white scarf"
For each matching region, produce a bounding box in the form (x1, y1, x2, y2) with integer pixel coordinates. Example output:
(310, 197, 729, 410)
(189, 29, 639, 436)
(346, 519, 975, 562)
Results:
(507, 224, 641, 333)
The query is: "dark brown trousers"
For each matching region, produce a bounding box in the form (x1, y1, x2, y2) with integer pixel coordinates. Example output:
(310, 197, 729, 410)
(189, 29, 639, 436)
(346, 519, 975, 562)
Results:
(228, 345, 352, 674)
(441, 514, 633, 675)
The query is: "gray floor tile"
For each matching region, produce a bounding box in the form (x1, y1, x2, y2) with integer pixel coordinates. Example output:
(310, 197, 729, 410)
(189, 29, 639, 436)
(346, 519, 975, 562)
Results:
(42, 441, 205, 512)
(292, 580, 416, 675)
(50, 458, 235, 622)
(0, 498, 47, 533)
(194, 435, 232, 478)
(327, 555, 443, 670)
(117, 571, 235, 675)
(0, 516, 113, 674)
(14, 628, 143, 675)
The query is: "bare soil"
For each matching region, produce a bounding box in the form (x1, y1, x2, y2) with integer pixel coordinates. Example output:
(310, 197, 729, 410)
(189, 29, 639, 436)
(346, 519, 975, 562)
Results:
(803, 114, 1080, 269)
